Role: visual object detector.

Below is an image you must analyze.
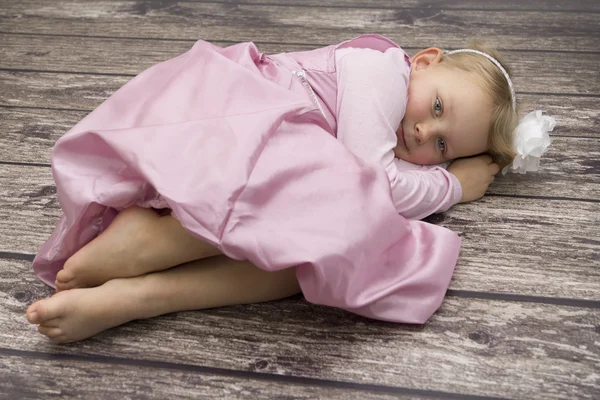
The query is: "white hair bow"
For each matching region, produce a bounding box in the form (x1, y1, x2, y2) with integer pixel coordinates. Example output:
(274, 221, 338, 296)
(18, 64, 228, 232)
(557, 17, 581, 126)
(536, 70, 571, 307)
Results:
(502, 110, 556, 175)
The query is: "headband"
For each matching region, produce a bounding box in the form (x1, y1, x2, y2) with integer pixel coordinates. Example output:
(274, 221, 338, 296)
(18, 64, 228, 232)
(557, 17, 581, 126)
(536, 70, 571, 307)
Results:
(445, 49, 516, 111)
(444, 49, 555, 174)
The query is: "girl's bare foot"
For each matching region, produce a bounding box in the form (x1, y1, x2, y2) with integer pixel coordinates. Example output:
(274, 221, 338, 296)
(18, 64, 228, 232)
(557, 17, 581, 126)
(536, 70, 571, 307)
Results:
(55, 206, 221, 291)
(26, 278, 148, 343)
(55, 206, 158, 290)
(28, 257, 301, 343)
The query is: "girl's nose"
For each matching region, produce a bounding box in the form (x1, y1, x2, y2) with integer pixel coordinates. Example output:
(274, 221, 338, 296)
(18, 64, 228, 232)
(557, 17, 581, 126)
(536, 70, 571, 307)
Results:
(415, 124, 432, 144)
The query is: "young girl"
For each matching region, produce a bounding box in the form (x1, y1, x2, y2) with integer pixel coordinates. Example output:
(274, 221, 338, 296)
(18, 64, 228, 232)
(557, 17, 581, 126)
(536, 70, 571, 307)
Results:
(25, 34, 553, 343)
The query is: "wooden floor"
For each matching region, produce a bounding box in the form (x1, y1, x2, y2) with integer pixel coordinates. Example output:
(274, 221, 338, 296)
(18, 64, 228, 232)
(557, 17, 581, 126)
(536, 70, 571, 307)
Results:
(1, 1, 599, 398)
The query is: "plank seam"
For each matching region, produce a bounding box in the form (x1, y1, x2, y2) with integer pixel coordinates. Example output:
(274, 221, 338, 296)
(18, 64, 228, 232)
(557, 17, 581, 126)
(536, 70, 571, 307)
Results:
(0, 161, 51, 168)
(3, 103, 600, 141)
(0, 252, 35, 262)
(446, 290, 600, 308)
(2, 251, 598, 308)
(65, 0, 600, 14)
(518, 92, 600, 98)
(0, 348, 509, 400)
(3, 68, 598, 98)
(0, 105, 90, 112)
(487, 193, 600, 204)
(0, 68, 134, 77)
(0, 67, 130, 78)
(1, 32, 600, 55)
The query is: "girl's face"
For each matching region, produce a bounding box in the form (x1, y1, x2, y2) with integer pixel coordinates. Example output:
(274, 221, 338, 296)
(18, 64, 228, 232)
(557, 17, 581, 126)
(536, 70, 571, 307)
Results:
(393, 49, 493, 165)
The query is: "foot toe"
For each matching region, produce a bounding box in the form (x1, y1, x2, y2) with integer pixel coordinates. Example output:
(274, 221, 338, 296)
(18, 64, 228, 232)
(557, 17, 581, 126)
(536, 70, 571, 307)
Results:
(38, 317, 61, 328)
(56, 267, 76, 284)
(27, 298, 64, 324)
(26, 304, 41, 324)
(55, 279, 77, 292)
(56, 267, 80, 291)
(52, 335, 69, 344)
(38, 325, 64, 338)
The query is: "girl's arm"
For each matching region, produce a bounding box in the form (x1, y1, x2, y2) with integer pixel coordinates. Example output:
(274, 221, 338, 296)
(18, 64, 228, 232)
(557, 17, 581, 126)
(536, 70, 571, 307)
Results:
(387, 163, 462, 220)
(336, 48, 461, 220)
(335, 47, 408, 174)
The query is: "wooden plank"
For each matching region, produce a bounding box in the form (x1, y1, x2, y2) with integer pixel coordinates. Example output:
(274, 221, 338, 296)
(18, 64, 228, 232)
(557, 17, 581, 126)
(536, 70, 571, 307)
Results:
(1, 169, 598, 300)
(0, 167, 60, 254)
(1, 263, 598, 399)
(210, 0, 600, 12)
(1, 108, 599, 199)
(0, 352, 413, 400)
(3, 33, 598, 95)
(0, 108, 80, 164)
(487, 137, 600, 199)
(0, 92, 600, 162)
(1, 1, 599, 51)
(522, 95, 600, 138)
(1, 68, 598, 137)
(1, 2, 596, 399)
(435, 197, 600, 299)
(0, 71, 124, 110)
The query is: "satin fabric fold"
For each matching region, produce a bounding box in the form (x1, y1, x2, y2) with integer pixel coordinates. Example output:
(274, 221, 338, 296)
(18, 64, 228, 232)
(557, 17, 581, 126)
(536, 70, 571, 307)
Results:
(34, 36, 460, 324)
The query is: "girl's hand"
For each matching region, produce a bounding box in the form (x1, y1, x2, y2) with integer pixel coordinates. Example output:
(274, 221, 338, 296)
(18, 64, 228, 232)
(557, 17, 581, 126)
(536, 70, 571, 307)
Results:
(448, 155, 500, 203)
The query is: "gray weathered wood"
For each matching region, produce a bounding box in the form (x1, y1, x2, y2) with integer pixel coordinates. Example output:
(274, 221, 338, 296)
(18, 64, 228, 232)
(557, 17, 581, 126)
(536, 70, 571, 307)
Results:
(219, 0, 600, 12)
(1, 168, 598, 300)
(522, 95, 600, 138)
(2, 71, 598, 135)
(487, 137, 600, 199)
(0, 70, 124, 110)
(2, 91, 597, 153)
(1, 352, 414, 400)
(0, 108, 80, 164)
(1, 1, 599, 51)
(2, 33, 599, 96)
(434, 197, 600, 299)
(2, 260, 598, 400)
(2, 1, 599, 399)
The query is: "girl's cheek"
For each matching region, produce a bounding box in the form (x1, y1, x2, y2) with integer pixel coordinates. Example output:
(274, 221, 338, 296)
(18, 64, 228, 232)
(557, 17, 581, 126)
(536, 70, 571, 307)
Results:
(410, 150, 431, 165)
(412, 151, 441, 166)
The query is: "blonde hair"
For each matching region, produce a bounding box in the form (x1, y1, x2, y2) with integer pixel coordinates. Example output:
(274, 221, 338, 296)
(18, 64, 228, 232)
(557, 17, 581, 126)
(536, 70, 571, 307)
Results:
(441, 41, 518, 167)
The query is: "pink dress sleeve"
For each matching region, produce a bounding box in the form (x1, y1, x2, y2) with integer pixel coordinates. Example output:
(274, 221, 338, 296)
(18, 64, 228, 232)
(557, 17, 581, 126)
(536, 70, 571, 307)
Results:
(335, 48, 462, 220)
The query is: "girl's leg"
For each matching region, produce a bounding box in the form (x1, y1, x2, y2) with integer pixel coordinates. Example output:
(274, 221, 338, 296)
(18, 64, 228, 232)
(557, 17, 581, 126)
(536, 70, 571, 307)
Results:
(56, 206, 222, 291)
(28, 256, 301, 343)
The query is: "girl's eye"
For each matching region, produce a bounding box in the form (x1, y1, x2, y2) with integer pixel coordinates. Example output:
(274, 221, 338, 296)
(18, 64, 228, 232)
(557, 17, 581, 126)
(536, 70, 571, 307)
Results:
(437, 137, 446, 153)
(434, 97, 443, 116)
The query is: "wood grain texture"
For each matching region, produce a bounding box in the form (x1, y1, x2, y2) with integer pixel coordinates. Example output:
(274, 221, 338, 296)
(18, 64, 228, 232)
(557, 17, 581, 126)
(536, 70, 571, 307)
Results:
(432, 197, 600, 299)
(1, 167, 598, 300)
(487, 137, 600, 199)
(1, 1, 599, 51)
(2, 89, 598, 144)
(2, 1, 599, 399)
(1, 260, 598, 400)
(1, 352, 417, 400)
(215, 0, 600, 12)
(2, 33, 600, 96)
(0, 108, 81, 164)
(1, 68, 598, 139)
(1, 109, 599, 199)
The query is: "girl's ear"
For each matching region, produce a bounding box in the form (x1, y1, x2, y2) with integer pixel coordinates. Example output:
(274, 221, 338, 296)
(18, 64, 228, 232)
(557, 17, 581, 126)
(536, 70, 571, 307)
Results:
(411, 48, 443, 72)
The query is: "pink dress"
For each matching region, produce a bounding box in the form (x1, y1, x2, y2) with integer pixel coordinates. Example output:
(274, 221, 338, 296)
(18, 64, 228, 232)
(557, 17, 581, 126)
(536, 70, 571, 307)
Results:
(33, 34, 461, 324)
